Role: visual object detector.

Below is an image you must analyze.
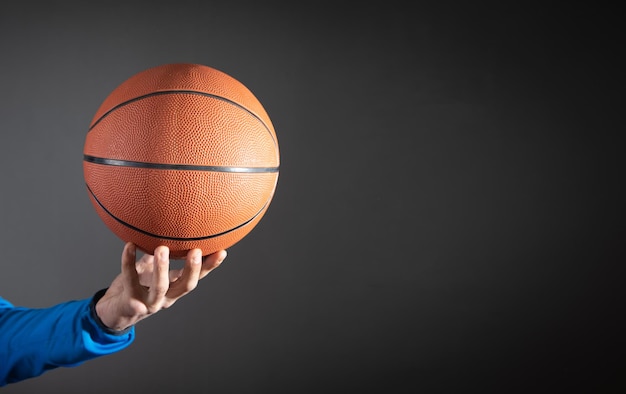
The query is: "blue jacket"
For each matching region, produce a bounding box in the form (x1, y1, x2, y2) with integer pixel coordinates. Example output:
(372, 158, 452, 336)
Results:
(0, 290, 134, 386)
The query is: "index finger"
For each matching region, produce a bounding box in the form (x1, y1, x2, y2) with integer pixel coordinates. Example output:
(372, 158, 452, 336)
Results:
(121, 242, 140, 289)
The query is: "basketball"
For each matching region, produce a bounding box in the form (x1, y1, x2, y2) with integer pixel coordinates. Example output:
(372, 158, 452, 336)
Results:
(83, 63, 279, 258)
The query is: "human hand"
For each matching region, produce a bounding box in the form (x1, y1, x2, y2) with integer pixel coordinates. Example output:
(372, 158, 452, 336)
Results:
(95, 242, 226, 332)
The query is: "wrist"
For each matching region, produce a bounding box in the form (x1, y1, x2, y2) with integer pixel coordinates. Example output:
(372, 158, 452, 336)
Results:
(90, 288, 133, 336)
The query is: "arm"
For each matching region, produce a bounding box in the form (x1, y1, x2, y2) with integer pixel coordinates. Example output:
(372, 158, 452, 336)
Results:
(0, 293, 133, 386)
(0, 242, 226, 386)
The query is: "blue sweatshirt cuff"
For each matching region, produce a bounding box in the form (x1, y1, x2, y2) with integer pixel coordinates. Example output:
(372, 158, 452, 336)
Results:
(88, 288, 133, 336)
(82, 289, 135, 355)
(0, 292, 134, 386)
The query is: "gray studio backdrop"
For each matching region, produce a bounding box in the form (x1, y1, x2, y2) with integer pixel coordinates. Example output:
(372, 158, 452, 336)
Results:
(0, 2, 623, 394)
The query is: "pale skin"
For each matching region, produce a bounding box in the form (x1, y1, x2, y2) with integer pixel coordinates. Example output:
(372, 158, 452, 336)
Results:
(95, 242, 227, 332)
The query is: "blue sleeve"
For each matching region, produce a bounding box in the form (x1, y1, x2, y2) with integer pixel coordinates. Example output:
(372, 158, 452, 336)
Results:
(0, 292, 135, 386)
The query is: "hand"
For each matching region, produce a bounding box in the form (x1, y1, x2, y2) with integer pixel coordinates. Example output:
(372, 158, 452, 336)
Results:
(95, 242, 227, 331)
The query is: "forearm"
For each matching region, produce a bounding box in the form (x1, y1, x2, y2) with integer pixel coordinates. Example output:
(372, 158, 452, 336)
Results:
(0, 293, 134, 386)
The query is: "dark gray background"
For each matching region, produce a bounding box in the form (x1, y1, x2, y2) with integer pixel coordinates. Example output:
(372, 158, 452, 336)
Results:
(0, 2, 623, 393)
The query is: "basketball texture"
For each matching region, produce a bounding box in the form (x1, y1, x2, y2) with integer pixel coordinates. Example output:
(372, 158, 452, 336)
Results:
(83, 63, 279, 258)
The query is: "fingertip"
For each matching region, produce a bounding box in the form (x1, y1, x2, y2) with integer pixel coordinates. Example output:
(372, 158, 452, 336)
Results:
(211, 250, 228, 268)
(202, 249, 227, 264)
(217, 249, 227, 264)
(122, 242, 136, 264)
(120, 243, 139, 284)
(188, 248, 203, 265)
(124, 241, 135, 252)
(154, 245, 170, 259)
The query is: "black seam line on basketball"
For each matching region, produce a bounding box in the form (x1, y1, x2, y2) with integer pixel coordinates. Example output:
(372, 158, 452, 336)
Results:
(87, 90, 278, 151)
(84, 155, 279, 173)
(85, 183, 269, 241)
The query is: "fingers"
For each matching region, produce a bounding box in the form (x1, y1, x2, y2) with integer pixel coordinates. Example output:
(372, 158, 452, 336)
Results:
(169, 268, 184, 282)
(125, 245, 227, 312)
(121, 242, 140, 289)
(200, 250, 227, 280)
(145, 245, 171, 310)
(167, 248, 203, 299)
(167, 249, 227, 299)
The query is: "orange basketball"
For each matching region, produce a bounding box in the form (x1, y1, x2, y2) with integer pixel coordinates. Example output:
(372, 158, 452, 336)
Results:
(83, 63, 279, 258)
